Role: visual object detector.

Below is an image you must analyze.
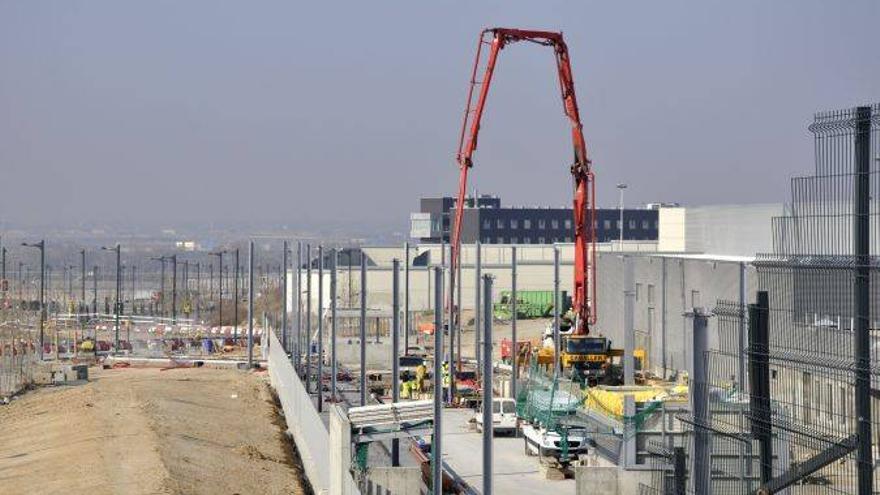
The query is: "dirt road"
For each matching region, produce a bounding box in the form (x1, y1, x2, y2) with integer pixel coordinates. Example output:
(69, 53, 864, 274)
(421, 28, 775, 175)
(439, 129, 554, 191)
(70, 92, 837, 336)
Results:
(0, 367, 308, 495)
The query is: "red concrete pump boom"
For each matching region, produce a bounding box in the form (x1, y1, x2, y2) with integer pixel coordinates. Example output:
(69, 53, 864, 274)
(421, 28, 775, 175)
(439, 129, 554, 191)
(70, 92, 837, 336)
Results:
(450, 27, 597, 334)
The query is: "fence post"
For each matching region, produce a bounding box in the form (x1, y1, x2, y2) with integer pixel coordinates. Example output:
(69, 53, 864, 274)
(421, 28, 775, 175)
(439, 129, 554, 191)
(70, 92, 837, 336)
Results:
(247, 241, 254, 368)
(330, 248, 337, 404)
(474, 241, 481, 375)
(432, 266, 444, 495)
(854, 105, 872, 495)
(510, 246, 517, 398)
(482, 274, 494, 495)
(448, 245, 456, 404)
(305, 244, 312, 390)
(317, 246, 324, 413)
(673, 446, 686, 495)
(623, 256, 635, 385)
(404, 242, 410, 356)
(295, 242, 302, 370)
(359, 253, 367, 406)
(392, 258, 401, 466)
(553, 245, 560, 377)
(282, 240, 288, 353)
(689, 307, 710, 495)
(748, 291, 771, 485)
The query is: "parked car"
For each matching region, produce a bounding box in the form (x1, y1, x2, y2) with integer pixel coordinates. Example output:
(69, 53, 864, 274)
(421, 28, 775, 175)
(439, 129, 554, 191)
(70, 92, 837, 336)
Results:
(475, 398, 518, 435)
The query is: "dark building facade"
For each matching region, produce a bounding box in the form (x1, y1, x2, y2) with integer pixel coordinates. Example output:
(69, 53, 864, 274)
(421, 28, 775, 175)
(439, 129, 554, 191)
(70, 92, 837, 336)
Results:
(410, 195, 659, 244)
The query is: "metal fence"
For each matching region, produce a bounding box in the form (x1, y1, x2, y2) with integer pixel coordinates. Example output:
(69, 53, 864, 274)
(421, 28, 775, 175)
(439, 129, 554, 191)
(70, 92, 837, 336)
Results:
(638, 104, 880, 494)
(0, 325, 39, 397)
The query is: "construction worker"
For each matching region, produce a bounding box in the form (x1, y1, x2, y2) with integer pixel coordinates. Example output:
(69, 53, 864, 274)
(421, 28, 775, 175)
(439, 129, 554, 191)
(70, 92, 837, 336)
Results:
(415, 361, 428, 392)
(441, 361, 451, 401)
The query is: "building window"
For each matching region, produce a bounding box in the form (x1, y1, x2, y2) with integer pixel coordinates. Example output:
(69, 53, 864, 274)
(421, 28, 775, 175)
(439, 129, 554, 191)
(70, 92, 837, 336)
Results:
(564, 219, 572, 229)
(511, 219, 518, 229)
(483, 219, 490, 229)
(604, 220, 611, 230)
(655, 220, 659, 229)
(538, 219, 546, 229)
(497, 237, 504, 243)
(538, 237, 545, 243)
(647, 284, 655, 305)
(564, 236, 571, 242)
(629, 219, 636, 229)
(616, 219, 622, 229)
(635, 283, 642, 301)
(551, 219, 559, 229)
(523, 219, 531, 229)
(497, 219, 504, 229)
(509, 236, 518, 244)
(642, 220, 649, 229)
(523, 236, 531, 244)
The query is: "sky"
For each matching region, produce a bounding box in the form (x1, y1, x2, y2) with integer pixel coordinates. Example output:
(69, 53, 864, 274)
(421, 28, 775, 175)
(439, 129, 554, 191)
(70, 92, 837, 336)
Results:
(1, 1, 878, 230)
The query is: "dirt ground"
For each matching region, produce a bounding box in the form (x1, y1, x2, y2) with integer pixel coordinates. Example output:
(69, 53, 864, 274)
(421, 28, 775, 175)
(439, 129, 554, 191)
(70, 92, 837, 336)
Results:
(0, 367, 308, 495)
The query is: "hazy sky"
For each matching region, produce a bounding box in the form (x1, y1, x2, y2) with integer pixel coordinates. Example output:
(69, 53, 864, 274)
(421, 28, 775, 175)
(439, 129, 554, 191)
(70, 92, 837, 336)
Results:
(1, 1, 878, 228)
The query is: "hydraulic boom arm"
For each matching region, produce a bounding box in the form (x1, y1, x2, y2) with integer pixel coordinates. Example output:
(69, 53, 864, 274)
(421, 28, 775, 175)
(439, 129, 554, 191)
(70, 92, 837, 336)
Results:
(450, 28, 597, 334)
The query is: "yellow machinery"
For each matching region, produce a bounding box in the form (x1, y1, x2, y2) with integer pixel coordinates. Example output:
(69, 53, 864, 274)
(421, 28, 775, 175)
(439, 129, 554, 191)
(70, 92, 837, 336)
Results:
(535, 334, 645, 386)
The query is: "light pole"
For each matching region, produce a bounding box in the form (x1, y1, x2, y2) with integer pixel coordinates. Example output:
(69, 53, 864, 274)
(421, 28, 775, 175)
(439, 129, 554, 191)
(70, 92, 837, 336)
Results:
(617, 183, 627, 250)
(102, 244, 121, 353)
(22, 240, 46, 359)
(209, 250, 227, 332)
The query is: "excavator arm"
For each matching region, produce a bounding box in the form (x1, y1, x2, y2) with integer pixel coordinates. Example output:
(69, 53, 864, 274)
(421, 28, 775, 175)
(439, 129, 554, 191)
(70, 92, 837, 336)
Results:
(450, 28, 597, 334)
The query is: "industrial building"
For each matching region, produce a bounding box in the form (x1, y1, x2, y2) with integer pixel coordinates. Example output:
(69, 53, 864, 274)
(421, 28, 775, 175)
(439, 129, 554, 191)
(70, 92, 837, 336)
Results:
(410, 194, 659, 244)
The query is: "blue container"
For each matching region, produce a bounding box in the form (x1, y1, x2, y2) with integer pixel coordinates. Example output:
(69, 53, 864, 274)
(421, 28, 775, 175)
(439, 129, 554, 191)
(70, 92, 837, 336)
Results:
(202, 339, 214, 353)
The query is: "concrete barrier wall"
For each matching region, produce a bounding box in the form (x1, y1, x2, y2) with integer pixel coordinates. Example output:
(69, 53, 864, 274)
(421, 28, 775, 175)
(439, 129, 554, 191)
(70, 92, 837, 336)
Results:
(267, 331, 333, 494)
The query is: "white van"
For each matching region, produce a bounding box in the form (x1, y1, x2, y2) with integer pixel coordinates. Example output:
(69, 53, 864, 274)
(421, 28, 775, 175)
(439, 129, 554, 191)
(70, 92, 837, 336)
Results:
(475, 398, 518, 435)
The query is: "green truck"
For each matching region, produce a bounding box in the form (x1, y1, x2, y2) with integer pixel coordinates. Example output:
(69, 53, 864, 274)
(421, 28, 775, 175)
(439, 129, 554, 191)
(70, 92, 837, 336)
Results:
(493, 290, 570, 320)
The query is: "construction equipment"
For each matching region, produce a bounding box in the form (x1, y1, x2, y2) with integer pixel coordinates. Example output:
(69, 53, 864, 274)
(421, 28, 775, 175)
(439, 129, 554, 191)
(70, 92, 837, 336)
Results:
(449, 28, 619, 387)
(532, 314, 646, 385)
(449, 27, 596, 334)
(492, 290, 569, 320)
